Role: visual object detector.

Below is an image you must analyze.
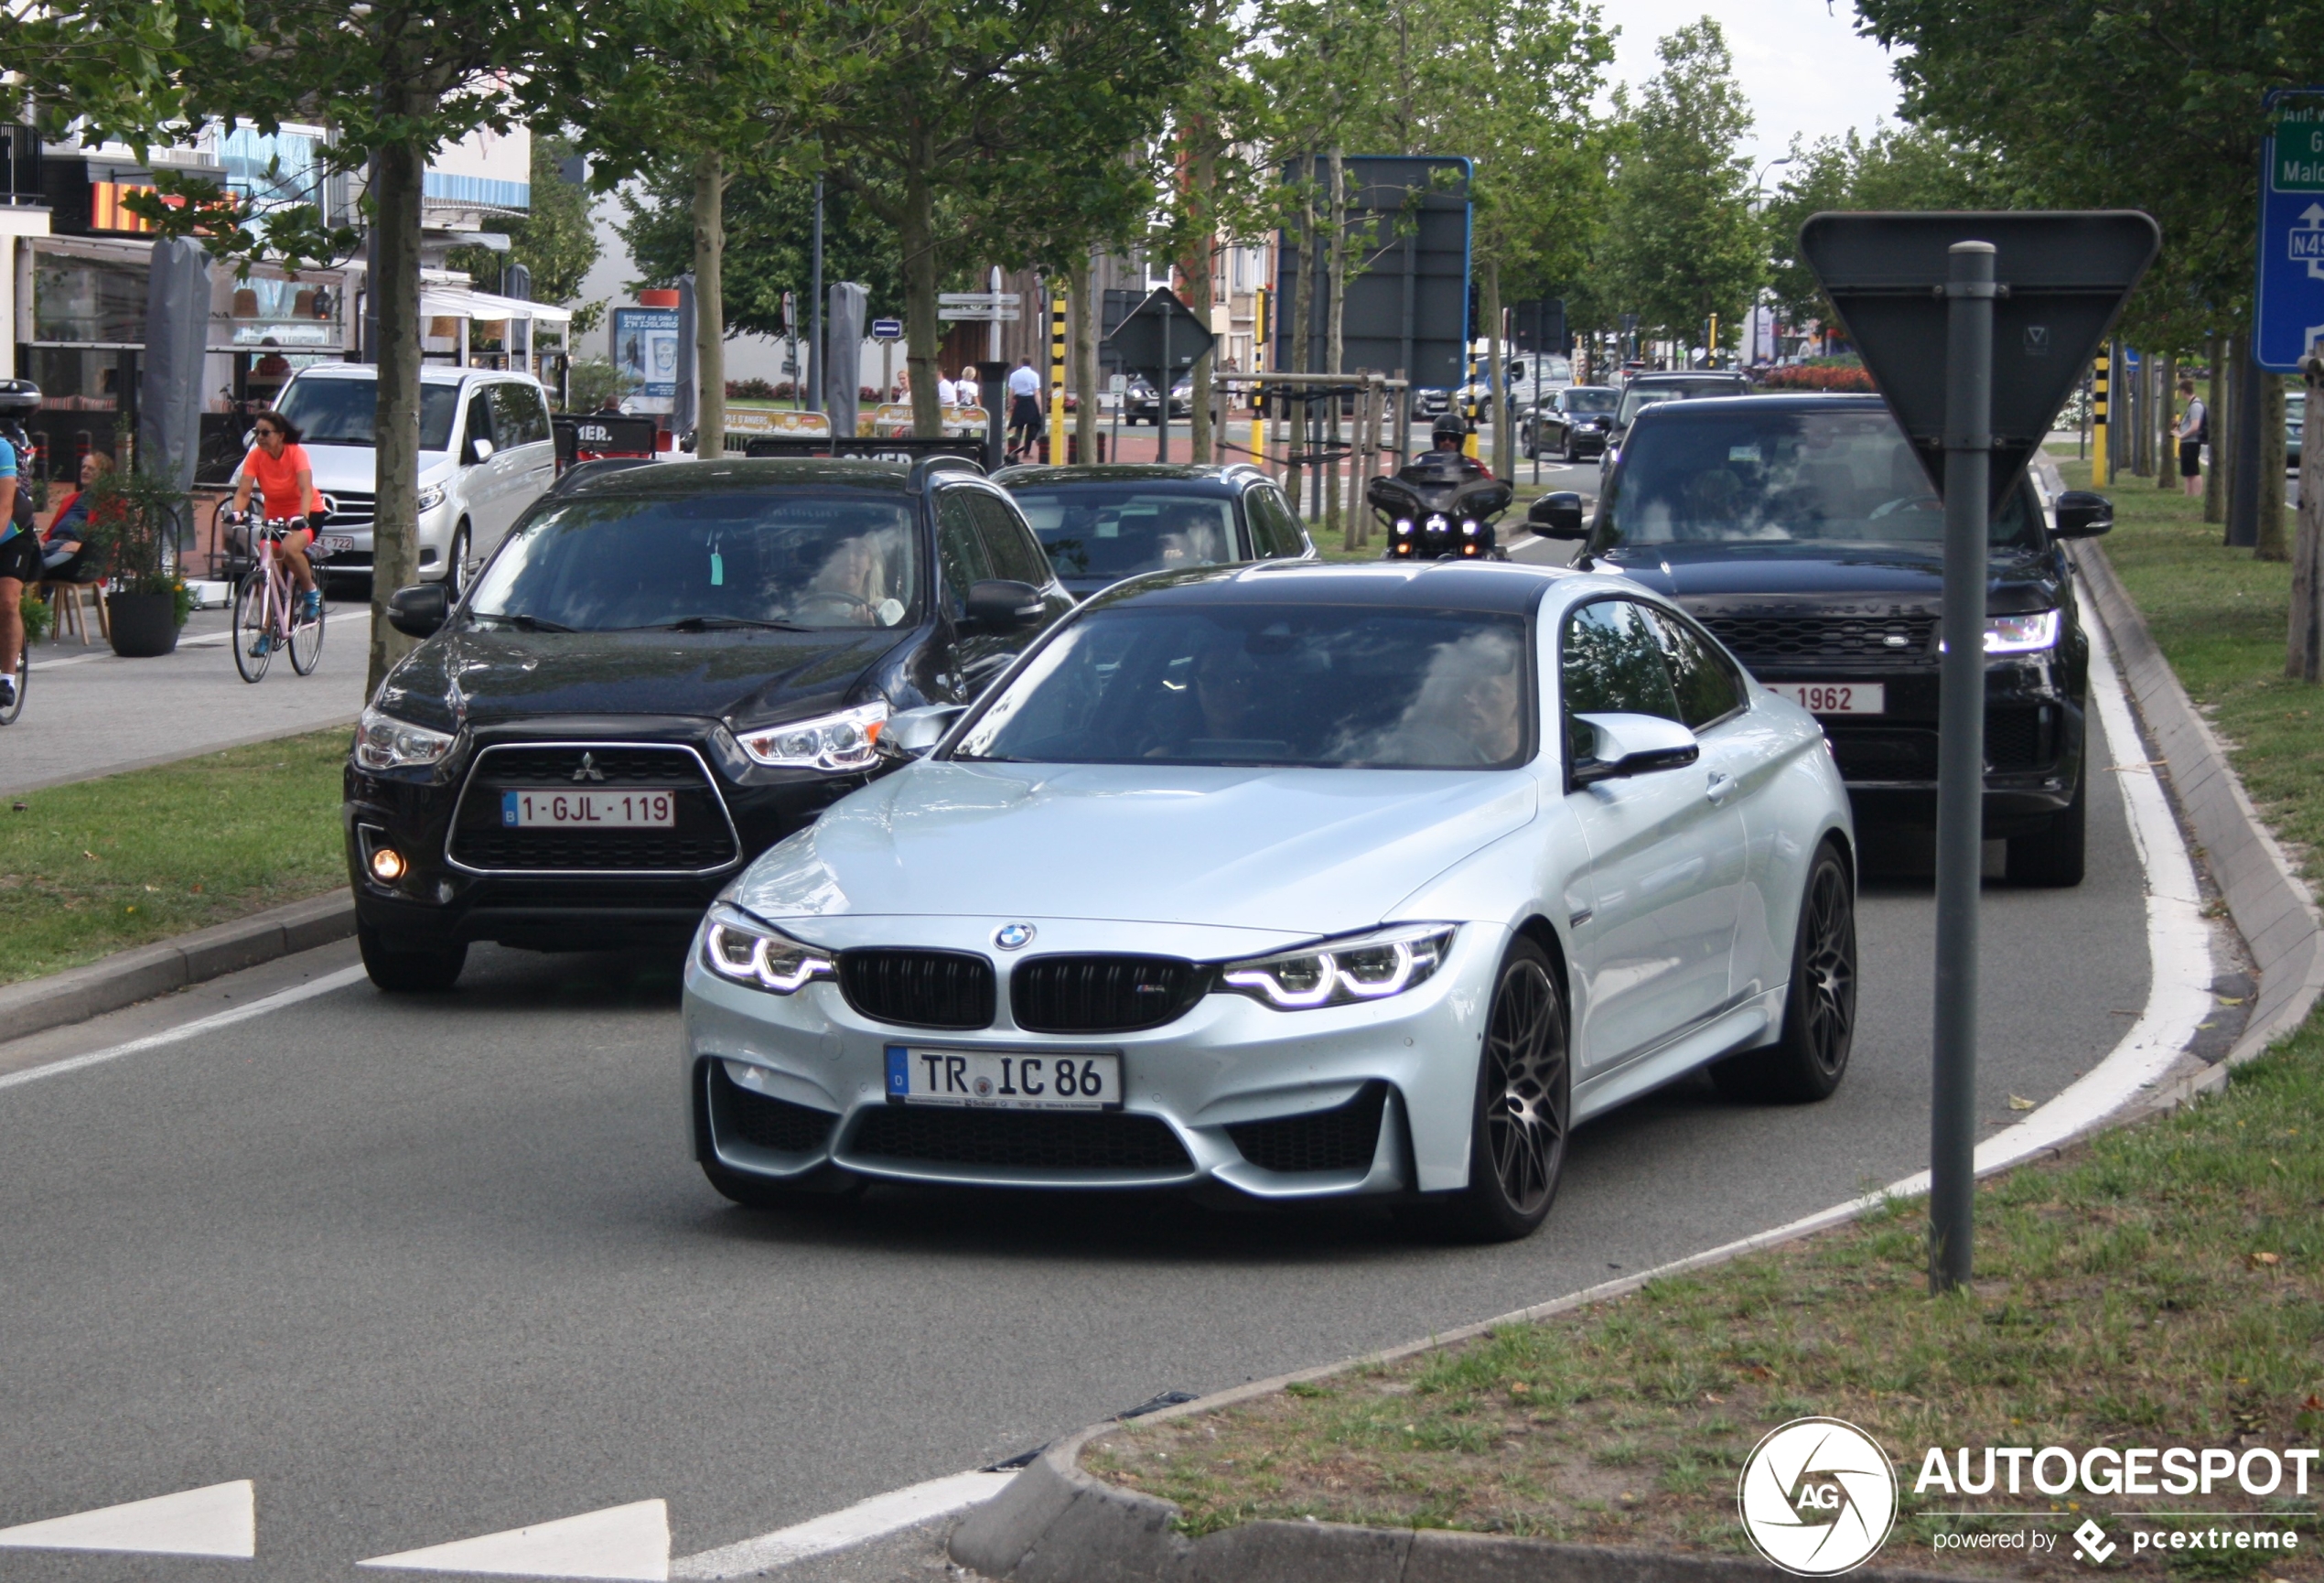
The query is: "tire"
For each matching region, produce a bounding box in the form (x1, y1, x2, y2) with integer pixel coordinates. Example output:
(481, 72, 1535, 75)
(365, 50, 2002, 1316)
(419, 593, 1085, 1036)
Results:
(1444, 937, 1572, 1242)
(444, 522, 472, 602)
(1563, 435, 1578, 463)
(358, 918, 468, 992)
(231, 569, 272, 683)
(287, 588, 326, 675)
(702, 1159, 864, 1211)
(1712, 841, 1856, 1104)
(2006, 771, 2087, 888)
(0, 641, 24, 725)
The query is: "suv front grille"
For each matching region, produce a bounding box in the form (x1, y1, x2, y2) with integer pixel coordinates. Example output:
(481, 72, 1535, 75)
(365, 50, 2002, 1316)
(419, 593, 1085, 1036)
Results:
(838, 950, 995, 1030)
(1227, 1085, 1388, 1174)
(448, 744, 738, 873)
(850, 1107, 1192, 1172)
(1699, 613, 1936, 671)
(1010, 955, 1208, 1034)
(317, 488, 375, 532)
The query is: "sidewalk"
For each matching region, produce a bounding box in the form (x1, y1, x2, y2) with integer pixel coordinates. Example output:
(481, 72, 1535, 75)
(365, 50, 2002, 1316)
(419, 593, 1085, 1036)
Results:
(5, 600, 370, 794)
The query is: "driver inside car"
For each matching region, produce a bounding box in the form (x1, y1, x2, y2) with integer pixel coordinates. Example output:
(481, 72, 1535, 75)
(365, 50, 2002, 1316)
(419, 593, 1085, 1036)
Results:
(804, 527, 906, 626)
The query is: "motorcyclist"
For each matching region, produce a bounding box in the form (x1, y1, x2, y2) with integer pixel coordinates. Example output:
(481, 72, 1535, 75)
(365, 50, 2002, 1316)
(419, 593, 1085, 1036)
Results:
(1401, 413, 1492, 484)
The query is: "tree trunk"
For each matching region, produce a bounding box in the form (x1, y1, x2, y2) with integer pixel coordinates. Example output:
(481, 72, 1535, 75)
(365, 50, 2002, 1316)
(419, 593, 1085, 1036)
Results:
(1287, 156, 1315, 518)
(2259, 372, 2289, 562)
(1187, 138, 1215, 464)
(2203, 335, 2225, 523)
(1071, 251, 1096, 464)
(366, 130, 426, 697)
(1483, 260, 1507, 478)
(901, 146, 941, 438)
(2157, 351, 2177, 489)
(1325, 146, 1345, 542)
(692, 148, 726, 453)
(2294, 351, 2324, 681)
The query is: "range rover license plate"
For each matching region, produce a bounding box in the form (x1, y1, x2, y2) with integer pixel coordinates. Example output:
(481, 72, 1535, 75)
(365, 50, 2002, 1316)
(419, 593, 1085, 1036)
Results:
(500, 790, 676, 828)
(1773, 682, 1884, 716)
(886, 1047, 1121, 1111)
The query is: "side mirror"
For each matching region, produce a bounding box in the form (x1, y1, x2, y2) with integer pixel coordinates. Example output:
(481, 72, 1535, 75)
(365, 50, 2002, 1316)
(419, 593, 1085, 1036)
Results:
(465, 436, 494, 465)
(963, 578, 1044, 630)
(1569, 711, 1700, 787)
(1527, 491, 1588, 540)
(387, 581, 450, 639)
(2052, 490, 2114, 538)
(885, 703, 967, 758)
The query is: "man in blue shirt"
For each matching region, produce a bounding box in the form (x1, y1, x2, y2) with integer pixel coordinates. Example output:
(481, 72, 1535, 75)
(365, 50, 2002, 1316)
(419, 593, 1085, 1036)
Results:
(0, 428, 32, 710)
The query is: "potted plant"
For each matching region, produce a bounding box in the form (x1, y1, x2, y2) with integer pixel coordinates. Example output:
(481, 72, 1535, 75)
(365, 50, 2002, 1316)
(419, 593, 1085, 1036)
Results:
(92, 468, 194, 658)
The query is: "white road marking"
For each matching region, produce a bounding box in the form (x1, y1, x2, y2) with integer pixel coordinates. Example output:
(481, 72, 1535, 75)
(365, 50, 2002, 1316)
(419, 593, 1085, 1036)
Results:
(0, 1479, 255, 1558)
(360, 1499, 671, 1580)
(29, 629, 238, 672)
(0, 964, 371, 1093)
(672, 1471, 1012, 1579)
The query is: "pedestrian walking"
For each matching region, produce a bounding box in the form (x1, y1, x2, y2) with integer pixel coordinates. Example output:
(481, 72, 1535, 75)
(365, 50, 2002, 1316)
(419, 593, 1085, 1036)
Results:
(2176, 377, 2206, 499)
(936, 369, 958, 408)
(954, 366, 980, 411)
(1006, 358, 1043, 462)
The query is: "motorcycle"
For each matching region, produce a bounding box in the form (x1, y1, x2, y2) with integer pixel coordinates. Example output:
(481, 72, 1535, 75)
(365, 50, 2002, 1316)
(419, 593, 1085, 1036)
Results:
(1365, 450, 1514, 560)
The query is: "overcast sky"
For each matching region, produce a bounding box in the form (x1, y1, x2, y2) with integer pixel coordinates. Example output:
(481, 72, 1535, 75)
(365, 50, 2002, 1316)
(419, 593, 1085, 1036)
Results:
(1602, 0, 1905, 174)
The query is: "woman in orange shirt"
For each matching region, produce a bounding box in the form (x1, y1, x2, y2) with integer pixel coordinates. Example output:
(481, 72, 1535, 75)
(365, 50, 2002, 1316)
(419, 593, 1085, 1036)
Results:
(231, 409, 327, 639)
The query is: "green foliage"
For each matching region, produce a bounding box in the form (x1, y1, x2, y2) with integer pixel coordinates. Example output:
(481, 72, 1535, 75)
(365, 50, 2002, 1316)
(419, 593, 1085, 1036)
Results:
(562, 357, 636, 415)
(617, 164, 904, 334)
(446, 134, 603, 328)
(89, 468, 192, 599)
(17, 587, 52, 645)
(1760, 124, 1998, 329)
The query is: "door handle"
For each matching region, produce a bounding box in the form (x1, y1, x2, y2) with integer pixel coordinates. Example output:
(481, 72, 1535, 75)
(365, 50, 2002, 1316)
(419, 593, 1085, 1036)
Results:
(1705, 770, 1738, 804)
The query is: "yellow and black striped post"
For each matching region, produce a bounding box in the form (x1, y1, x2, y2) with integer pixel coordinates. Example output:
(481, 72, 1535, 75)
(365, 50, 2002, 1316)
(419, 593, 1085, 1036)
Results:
(1251, 287, 1268, 469)
(2092, 345, 2111, 488)
(1049, 295, 1069, 465)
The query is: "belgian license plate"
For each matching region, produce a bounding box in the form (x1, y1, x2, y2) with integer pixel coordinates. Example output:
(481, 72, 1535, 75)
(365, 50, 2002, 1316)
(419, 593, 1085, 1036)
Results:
(1775, 682, 1885, 716)
(886, 1046, 1122, 1111)
(500, 789, 676, 828)
(323, 534, 357, 555)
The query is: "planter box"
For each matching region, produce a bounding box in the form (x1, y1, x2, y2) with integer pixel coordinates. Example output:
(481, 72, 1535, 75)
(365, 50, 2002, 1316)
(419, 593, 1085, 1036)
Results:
(108, 591, 181, 657)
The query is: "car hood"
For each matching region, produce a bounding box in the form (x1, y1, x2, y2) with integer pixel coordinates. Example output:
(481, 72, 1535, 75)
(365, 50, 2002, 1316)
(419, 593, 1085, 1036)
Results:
(729, 759, 1540, 936)
(1588, 541, 2062, 615)
(286, 443, 455, 493)
(375, 625, 913, 735)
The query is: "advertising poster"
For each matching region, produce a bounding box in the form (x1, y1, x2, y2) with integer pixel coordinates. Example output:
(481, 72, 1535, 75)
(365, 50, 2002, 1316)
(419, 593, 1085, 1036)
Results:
(610, 305, 680, 415)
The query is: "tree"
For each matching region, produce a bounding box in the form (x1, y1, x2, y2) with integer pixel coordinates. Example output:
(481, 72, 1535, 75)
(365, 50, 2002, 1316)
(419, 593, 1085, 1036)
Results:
(449, 134, 604, 332)
(618, 166, 905, 337)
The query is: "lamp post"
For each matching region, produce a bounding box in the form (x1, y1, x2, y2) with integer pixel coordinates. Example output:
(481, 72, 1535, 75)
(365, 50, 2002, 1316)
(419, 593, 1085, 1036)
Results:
(1747, 156, 1796, 368)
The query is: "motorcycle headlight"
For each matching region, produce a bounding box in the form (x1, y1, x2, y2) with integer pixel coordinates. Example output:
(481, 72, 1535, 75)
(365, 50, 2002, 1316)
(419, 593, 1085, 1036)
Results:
(1425, 513, 1448, 533)
(736, 701, 888, 771)
(1395, 518, 1414, 535)
(1220, 923, 1457, 1010)
(415, 483, 447, 513)
(1460, 519, 1479, 535)
(354, 704, 455, 770)
(1984, 609, 2060, 654)
(702, 903, 837, 995)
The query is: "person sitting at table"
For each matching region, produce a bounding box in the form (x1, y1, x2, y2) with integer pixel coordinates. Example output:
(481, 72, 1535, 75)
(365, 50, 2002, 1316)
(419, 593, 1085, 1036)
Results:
(39, 451, 116, 582)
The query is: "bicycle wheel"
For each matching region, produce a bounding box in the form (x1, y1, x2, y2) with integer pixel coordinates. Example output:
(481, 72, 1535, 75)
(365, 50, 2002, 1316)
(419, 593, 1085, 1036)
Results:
(288, 588, 326, 675)
(232, 569, 273, 683)
(0, 641, 25, 725)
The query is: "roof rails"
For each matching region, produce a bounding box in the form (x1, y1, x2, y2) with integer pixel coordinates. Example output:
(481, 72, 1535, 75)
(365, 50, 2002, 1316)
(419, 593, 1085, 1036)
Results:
(909, 454, 985, 493)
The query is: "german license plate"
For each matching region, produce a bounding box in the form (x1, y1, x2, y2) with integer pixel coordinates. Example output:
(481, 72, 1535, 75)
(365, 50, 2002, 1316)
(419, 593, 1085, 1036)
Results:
(323, 535, 357, 555)
(500, 789, 676, 828)
(1774, 682, 1884, 715)
(886, 1047, 1121, 1111)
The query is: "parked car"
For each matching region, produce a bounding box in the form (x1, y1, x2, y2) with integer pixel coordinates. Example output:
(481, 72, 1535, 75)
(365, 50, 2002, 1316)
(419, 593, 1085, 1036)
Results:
(343, 456, 1075, 991)
(1598, 372, 1754, 478)
(993, 462, 1315, 599)
(259, 363, 558, 596)
(681, 560, 1858, 1237)
(1522, 385, 1619, 461)
(1413, 386, 1452, 419)
(1123, 376, 1192, 425)
(1544, 393, 2110, 885)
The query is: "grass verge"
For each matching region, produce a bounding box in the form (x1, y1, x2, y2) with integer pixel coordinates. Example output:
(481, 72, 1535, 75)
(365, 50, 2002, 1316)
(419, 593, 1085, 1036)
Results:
(0, 728, 350, 987)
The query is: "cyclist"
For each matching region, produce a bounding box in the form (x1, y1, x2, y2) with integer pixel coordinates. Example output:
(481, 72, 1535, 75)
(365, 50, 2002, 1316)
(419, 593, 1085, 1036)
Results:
(0, 385, 39, 713)
(229, 408, 328, 654)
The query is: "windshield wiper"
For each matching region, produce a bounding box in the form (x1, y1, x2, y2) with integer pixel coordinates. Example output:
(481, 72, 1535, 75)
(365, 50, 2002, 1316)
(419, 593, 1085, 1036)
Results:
(477, 611, 576, 632)
(659, 615, 813, 632)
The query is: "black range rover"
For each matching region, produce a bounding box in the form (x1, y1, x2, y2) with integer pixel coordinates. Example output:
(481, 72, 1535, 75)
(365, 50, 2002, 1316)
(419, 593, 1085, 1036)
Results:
(344, 457, 1073, 990)
(1552, 393, 2112, 886)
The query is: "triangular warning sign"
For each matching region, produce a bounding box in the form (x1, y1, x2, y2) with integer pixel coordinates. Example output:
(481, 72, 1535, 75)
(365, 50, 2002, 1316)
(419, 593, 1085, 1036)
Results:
(0, 1479, 256, 1558)
(358, 1498, 670, 1580)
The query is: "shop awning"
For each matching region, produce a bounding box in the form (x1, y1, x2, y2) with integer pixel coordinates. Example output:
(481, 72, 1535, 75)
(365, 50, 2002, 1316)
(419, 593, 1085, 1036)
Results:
(418, 285, 572, 325)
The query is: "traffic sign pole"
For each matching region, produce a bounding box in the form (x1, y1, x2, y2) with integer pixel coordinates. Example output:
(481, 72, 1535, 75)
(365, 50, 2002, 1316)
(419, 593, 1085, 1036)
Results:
(2092, 346, 2111, 488)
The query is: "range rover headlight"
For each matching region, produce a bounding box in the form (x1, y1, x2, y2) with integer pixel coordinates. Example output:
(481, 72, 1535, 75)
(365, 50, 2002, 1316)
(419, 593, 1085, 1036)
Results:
(736, 701, 888, 771)
(1220, 923, 1458, 1010)
(1983, 609, 2060, 654)
(702, 904, 837, 995)
(354, 704, 455, 770)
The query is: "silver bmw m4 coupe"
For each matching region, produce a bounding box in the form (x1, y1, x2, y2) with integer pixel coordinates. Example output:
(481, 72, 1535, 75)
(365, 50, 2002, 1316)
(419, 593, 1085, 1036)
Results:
(683, 561, 1856, 1240)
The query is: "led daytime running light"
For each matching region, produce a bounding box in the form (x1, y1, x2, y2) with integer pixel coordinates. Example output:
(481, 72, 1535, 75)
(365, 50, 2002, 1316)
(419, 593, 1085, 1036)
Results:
(1983, 608, 2060, 654)
(704, 911, 837, 995)
(736, 701, 889, 772)
(1221, 924, 1457, 1010)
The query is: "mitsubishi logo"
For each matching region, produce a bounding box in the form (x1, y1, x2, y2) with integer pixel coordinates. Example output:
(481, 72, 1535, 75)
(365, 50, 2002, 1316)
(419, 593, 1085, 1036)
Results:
(572, 752, 607, 783)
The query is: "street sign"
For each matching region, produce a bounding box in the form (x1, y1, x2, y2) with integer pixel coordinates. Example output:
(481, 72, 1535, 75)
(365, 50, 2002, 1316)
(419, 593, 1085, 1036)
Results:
(1801, 210, 2159, 512)
(1275, 156, 1469, 390)
(937, 292, 1021, 306)
(936, 305, 1021, 322)
(870, 318, 903, 341)
(2255, 89, 2324, 372)
(1105, 288, 1215, 463)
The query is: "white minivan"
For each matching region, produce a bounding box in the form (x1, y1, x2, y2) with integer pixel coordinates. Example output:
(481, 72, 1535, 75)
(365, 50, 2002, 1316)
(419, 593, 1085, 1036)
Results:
(248, 363, 558, 595)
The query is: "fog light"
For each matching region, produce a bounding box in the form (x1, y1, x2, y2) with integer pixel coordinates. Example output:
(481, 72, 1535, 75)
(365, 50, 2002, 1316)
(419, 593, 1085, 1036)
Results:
(370, 845, 406, 882)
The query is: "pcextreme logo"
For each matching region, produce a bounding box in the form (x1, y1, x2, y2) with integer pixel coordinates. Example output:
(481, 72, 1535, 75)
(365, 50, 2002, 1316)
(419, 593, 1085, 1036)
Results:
(1738, 1417, 1899, 1576)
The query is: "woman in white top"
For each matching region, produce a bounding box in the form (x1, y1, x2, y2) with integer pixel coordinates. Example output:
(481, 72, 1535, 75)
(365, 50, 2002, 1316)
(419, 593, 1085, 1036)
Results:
(936, 372, 959, 407)
(953, 368, 980, 409)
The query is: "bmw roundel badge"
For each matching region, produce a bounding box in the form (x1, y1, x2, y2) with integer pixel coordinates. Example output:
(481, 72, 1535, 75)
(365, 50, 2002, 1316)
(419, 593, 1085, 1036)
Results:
(995, 922, 1036, 950)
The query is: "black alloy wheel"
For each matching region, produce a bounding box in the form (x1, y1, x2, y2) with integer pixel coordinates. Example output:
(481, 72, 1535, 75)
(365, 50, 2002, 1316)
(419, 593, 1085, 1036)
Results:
(1446, 936, 1571, 1241)
(1713, 841, 1857, 1103)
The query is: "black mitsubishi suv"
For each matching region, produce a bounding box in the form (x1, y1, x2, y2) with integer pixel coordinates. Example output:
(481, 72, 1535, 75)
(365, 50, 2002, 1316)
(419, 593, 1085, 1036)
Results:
(1544, 393, 2113, 885)
(344, 457, 1073, 990)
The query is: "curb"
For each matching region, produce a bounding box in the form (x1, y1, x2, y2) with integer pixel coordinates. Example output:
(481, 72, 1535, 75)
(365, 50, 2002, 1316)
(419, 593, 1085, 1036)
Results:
(0, 889, 357, 1045)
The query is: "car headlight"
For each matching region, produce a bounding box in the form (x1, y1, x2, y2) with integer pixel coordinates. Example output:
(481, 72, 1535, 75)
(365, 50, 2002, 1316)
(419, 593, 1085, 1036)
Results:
(1984, 609, 2060, 654)
(736, 701, 888, 771)
(415, 483, 447, 513)
(1220, 923, 1457, 1010)
(702, 904, 836, 995)
(354, 704, 455, 770)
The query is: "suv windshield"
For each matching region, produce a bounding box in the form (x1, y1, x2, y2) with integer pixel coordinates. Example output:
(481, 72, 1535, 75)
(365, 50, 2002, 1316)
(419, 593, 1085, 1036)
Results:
(953, 605, 1531, 769)
(276, 376, 461, 450)
(1614, 378, 1748, 430)
(468, 491, 922, 632)
(1599, 406, 2040, 550)
(1010, 487, 1239, 581)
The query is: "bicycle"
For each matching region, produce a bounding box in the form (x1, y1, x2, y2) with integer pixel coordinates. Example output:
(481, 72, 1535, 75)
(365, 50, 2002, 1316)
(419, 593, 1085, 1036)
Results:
(228, 513, 327, 683)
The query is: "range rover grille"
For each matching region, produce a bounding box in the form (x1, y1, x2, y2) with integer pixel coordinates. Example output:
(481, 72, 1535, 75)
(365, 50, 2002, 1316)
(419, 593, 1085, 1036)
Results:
(1699, 613, 1936, 671)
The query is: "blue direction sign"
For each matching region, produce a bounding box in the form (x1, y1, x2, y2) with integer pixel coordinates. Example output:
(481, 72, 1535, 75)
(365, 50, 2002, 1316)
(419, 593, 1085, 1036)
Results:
(2255, 89, 2324, 372)
(870, 318, 903, 341)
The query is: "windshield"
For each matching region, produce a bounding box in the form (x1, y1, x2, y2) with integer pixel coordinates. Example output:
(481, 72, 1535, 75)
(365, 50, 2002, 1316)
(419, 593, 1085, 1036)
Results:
(1599, 406, 2040, 550)
(1010, 488, 1240, 581)
(277, 376, 461, 450)
(1615, 379, 1747, 429)
(1565, 387, 1618, 415)
(952, 604, 1532, 769)
(468, 490, 922, 632)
